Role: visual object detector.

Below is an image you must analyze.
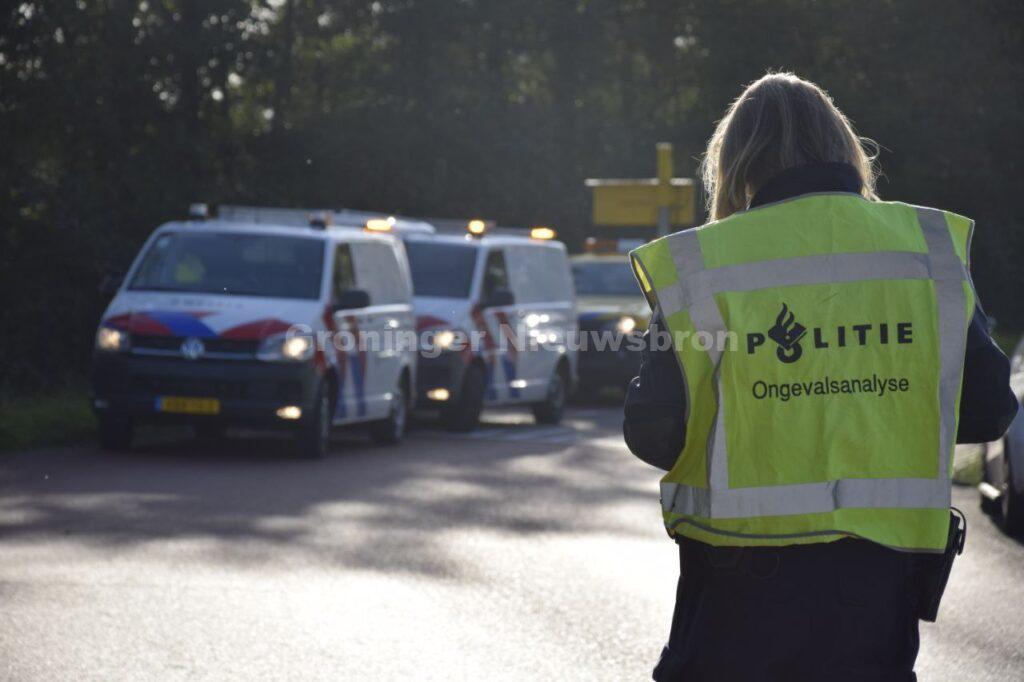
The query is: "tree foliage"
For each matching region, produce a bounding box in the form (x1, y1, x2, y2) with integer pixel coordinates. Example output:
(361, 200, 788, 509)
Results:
(1, 0, 1021, 392)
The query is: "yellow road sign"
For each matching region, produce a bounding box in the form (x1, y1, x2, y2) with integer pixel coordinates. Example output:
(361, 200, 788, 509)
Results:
(586, 178, 695, 226)
(585, 143, 695, 230)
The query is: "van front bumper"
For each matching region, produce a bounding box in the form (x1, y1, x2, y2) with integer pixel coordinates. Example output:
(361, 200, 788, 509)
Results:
(415, 351, 467, 408)
(91, 353, 320, 427)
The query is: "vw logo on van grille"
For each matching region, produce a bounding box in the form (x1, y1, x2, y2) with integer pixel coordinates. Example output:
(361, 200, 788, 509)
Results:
(180, 337, 206, 361)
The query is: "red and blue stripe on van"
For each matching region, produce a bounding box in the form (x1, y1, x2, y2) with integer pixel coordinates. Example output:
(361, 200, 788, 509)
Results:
(103, 310, 292, 339)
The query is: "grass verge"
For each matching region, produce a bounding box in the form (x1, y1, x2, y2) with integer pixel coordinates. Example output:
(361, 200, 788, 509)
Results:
(0, 389, 96, 452)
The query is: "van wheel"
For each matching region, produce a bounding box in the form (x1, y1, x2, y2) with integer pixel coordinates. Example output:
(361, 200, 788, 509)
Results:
(532, 366, 567, 425)
(98, 414, 134, 451)
(442, 363, 485, 432)
(370, 378, 408, 445)
(295, 381, 331, 459)
(1000, 441, 1024, 534)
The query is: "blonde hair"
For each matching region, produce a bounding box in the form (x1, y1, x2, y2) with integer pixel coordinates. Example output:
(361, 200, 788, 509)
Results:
(700, 72, 879, 221)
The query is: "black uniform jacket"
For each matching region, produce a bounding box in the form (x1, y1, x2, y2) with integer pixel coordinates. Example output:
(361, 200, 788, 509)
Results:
(623, 162, 1018, 471)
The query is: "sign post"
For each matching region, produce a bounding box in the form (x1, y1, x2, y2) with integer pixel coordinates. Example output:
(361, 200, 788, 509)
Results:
(585, 142, 695, 237)
(655, 142, 673, 238)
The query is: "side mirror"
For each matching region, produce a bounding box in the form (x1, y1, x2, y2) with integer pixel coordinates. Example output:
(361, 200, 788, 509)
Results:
(333, 288, 371, 311)
(483, 288, 514, 308)
(99, 271, 124, 296)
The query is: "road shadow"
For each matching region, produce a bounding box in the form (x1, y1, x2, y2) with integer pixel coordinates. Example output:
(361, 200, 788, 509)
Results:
(0, 408, 655, 580)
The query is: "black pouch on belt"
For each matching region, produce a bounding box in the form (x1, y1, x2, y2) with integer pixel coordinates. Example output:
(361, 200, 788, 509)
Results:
(913, 508, 967, 622)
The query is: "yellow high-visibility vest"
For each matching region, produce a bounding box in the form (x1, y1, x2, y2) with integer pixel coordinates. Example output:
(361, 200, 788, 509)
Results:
(630, 194, 975, 552)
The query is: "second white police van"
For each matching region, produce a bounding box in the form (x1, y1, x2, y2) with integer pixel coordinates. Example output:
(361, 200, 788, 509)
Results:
(401, 222, 578, 430)
(91, 205, 421, 458)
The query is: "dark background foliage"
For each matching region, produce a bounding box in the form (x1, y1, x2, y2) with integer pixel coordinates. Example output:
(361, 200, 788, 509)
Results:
(1, 0, 1021, 394)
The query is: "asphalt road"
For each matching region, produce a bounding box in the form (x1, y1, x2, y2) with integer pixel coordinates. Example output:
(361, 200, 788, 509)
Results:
(2, 407, 1022, 681)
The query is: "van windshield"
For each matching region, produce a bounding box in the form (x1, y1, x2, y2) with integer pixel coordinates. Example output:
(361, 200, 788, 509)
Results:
(129, 231, 324, 299)
(571, 260, 638, 296)
(404, 240, 477, 298)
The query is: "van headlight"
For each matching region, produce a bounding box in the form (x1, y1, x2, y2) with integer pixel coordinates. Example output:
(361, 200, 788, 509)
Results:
(614, 316, 637, 335)
(434, 330, 457, 350)
(257, 333, 315, 362)
(422, 329, 460, 353)
(95, 326, 130, 353)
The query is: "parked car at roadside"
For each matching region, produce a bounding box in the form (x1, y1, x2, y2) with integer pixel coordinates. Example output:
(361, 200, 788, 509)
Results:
(980, 336, 1024, 532)
(570, 240, 649, 395)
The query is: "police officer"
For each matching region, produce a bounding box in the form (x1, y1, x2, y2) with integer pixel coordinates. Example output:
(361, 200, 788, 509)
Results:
(624, 72, 1018, 681)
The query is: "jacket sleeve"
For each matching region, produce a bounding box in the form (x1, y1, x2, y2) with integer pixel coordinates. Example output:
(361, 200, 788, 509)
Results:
(956, 306, 1018, 444)
(623, 314, 687, 470)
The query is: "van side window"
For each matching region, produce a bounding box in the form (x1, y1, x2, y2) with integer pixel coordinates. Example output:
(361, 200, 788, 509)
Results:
(382, 245, 412, 304)
(482, 250, 509, 298)
(333, 243, 356, 301)
(506, 246, 538, 303)
(352, 242, 410, 305)
(506, 245, 568, 304)
(535, 247, 572, 303)
(374, 243, 409, 304)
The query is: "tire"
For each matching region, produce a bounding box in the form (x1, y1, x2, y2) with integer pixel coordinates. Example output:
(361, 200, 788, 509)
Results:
(442, 363, 486, 432)
(999, 439, 1024, 534)
(97, 414, 134, 451)
(295, 381, 331, 459)
(531, 365, 568, 425)
(369, 377, 408, 445)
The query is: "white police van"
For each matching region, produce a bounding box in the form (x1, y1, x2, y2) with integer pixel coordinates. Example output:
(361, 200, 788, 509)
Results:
(92, 205, 421, 457)
(400, 222, 578, 430)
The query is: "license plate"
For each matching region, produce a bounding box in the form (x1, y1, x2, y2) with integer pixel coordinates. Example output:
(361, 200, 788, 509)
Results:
(156, 396, 221, 415)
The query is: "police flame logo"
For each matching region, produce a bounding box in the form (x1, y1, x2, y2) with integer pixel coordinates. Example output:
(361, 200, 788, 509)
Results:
(767, 303, 807, 363)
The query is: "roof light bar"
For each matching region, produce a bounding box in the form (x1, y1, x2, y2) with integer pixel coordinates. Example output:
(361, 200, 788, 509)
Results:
(189, 203, 209, 220)
(467, 219, 487, 237)
(365, 216, 396, 232)
(582, 237, 643, 253)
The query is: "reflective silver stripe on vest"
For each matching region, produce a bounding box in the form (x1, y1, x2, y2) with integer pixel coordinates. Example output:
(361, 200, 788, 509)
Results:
(662, 477, 951, 519)
(657, 208, 969, 519)
(916, 206, 970, 480)
(668, 229, 704, 278)
(688, 293, 729, 491)
(656, 251, 934, 314)
(662, 230, 730, 495)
